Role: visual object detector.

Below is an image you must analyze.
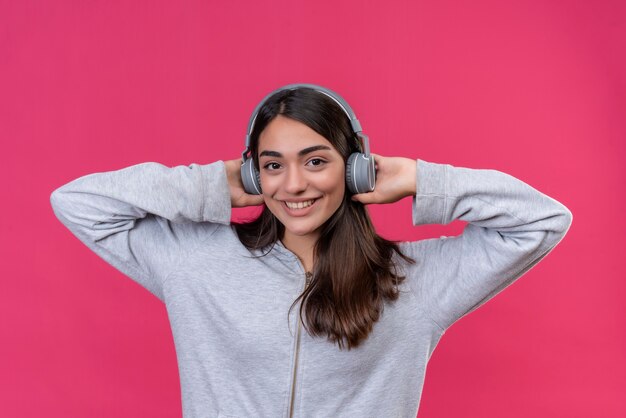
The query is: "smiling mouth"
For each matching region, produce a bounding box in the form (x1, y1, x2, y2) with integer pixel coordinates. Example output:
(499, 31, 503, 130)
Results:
(284, 199, 318, 210)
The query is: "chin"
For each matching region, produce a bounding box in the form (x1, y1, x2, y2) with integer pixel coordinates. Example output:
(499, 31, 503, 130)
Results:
(284, 225, 319, 237)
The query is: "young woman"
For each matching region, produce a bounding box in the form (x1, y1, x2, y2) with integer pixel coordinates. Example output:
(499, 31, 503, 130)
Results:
(50, 84, 572, 417)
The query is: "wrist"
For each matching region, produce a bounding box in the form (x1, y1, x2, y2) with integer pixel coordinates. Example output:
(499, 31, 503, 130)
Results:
(402, 158, 417, 198)
(224, 159, 241, 175)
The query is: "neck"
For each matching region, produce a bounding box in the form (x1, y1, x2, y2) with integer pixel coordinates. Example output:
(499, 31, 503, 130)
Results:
(281, 231, 318, 272)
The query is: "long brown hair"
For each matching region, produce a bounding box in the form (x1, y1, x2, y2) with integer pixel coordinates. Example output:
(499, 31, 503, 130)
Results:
(233, 87, 415, 350)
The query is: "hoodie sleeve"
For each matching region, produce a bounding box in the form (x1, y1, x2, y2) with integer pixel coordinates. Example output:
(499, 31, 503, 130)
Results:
(407, 159, 573, 332)
(49, 161, 232, 301)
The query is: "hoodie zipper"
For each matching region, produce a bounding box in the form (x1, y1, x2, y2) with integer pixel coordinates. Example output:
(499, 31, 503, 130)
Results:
(287, 271, 312, 418)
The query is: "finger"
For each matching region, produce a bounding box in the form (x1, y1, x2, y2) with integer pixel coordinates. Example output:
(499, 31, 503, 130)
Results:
(351, 192, 376, 205)
(247, 195, 265, 206)
(371, 153, 382, 170)
(238, 194, 264, 207)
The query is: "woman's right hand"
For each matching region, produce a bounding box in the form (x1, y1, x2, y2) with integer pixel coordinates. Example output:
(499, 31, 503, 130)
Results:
(224, 159, 265, 208)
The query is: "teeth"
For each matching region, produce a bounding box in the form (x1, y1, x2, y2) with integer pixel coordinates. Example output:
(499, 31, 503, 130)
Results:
(285, 199, 316, 209)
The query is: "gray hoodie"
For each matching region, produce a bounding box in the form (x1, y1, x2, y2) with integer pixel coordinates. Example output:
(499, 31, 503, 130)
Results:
(50, 158, 572, 417)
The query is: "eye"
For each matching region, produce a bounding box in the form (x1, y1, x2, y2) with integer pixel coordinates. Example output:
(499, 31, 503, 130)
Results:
(262, 162, 281, 171)
(307, 158, 327, 167)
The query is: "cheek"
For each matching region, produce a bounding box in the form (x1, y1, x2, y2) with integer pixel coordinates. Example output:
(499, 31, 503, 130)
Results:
(323, 171, 346, 207)
(259, 174, 278, 196)
(328, 167, 346, 194)
(332, 184, 346, 207)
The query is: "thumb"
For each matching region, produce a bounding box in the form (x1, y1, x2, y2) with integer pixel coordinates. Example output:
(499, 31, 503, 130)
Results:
(351, 192, 375, 205)
(234, 192, 265, 208)
(244, 194, 265, 207)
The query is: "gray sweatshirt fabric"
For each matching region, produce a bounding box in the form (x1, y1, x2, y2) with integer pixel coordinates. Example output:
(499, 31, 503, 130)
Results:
(50, 159, 572, 418)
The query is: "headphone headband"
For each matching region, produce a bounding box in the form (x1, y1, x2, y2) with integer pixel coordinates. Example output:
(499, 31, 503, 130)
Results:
(244, 83, 363, 149)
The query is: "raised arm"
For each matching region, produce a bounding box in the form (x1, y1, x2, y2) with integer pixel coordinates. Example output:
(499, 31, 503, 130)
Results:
(410, 159, 572, 331)
(353, 155, 573, 331)
(49, 161, 233, 301)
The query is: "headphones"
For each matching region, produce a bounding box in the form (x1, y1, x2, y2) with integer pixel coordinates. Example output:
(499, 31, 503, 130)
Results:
(240, 83, 376, 195)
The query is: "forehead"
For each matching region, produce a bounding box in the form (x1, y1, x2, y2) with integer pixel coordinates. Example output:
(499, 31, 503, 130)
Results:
(258, 115, 337, 154)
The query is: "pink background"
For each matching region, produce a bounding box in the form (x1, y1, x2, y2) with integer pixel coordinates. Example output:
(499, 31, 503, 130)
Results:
(2, 0, 624, 417)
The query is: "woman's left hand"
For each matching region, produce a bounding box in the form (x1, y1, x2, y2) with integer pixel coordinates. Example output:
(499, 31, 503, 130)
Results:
(351, 154, 417, 205)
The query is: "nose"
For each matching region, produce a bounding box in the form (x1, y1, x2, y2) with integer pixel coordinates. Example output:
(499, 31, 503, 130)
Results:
(283, 166, 308, 194)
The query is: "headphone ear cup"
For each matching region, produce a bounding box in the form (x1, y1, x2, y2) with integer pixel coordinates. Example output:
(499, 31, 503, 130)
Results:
(240, 158, 263, 195)
(346, 153, 376, 194)
(346, 153, 358, 194)
(255, 170, 261, 192)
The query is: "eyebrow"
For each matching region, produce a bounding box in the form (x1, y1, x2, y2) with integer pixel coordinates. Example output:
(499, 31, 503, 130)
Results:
(259, 145, 332, 158)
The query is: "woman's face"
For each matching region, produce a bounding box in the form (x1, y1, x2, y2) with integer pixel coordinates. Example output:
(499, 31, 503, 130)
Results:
(257, 115, 346, 243)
